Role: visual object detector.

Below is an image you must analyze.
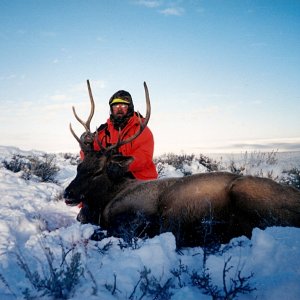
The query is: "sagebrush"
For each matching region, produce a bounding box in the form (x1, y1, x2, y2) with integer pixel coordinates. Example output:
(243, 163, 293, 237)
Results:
(2, 153, 59, 182)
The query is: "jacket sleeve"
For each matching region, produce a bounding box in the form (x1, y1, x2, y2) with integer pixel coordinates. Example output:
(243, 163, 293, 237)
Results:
(79, 149, 85, 160)
(127, 126, 155, 173)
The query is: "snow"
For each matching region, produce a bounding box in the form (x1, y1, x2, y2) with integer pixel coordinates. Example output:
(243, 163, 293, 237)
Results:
(0, 145, 300, 299)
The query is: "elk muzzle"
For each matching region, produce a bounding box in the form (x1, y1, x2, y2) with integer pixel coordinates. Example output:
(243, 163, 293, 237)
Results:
(64, 187, 84, 206)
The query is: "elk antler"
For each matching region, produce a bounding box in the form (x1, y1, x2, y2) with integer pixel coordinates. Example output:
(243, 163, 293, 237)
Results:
(70, 81, 151, 154)
(69, 80, 95, 148)
(97, 81, 151, 153)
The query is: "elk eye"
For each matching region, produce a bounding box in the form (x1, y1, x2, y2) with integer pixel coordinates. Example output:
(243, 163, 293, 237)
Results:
(94, 170, 103, 177)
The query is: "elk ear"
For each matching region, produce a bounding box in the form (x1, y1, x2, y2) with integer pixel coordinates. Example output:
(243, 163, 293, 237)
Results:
(107, 155, 134, 181)
(110, 155, 134, 169)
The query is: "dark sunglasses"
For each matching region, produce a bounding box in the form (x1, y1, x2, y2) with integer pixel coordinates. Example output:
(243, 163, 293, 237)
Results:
(112, 104, 128, 109)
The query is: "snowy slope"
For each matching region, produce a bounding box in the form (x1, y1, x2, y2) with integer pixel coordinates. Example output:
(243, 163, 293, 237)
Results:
(0, 145, 299, 299)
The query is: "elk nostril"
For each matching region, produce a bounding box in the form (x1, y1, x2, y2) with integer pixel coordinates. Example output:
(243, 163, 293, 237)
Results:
(63, 189, 70, 199)
(64, 189, 75, 201)
(63, 189, 82, 206)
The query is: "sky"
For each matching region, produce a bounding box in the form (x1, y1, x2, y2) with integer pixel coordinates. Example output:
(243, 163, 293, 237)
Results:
(0, 0, 300, 155)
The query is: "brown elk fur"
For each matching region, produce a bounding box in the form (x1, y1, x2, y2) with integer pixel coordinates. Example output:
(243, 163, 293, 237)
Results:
(65, 81, 300, 246)
(64, 152, 300, 247)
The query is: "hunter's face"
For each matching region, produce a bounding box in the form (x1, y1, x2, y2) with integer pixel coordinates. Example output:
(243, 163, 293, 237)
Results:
(111, 104, 129, 119)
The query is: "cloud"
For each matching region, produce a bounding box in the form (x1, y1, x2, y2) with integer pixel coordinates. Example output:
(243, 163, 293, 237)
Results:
(40, 31, 57, 37)
(92, 80, 106, 89)
(17, 29, 27, 35)
(134, 0, 162, 8)
(191, 139, 300, 154)
(231, 142, 300, 152)
(50, 94, 68, 101)
(159, 7, 184, 16)
(196, 7, 205, 14)
(250, 99, 262, 105)
(68, 80, 106, 95)
(0, 74, 17, 80)
(133, 0, 184, 16)
(250, 42, 268, 48)
(96, 36, 106, 42)
(43, 103, 73, 113)
(225, 137, 300, 152)
(195, 105, 220, 115)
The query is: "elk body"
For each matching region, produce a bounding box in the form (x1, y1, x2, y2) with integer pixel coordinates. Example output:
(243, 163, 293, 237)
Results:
(64, 81, 300, 247)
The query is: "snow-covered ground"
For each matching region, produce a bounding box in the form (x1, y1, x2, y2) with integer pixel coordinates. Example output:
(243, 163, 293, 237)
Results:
(0, 145, 299, 299)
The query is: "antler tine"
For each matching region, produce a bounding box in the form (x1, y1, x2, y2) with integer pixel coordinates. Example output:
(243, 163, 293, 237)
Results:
(95, 127, 108, 152)
(143, 81, 151, 124)
(117, 81, 151, 145)
(86, 80, 95, 130)
(70, 122, 92, 152)
(69, 80, 96, 148)
(71, 80, 95, 133)
(69, 123, 83, 145)
(96, 127, 122, 153)
(104, 81, 151, 153)
(72, 106, 90, 132)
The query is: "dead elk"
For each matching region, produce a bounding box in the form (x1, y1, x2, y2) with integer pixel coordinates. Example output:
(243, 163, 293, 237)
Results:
(64, 80, 300, 247)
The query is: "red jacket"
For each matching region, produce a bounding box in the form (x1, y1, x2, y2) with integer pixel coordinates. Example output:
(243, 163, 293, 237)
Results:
(81, 114, 158, 180)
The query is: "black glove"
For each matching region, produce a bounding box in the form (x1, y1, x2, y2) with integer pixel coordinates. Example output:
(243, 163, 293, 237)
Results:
(107, 156, 127, 180)
(80, 132, 94, 144)
(76, 205, 92, 224)
(79, 132, 95, 151)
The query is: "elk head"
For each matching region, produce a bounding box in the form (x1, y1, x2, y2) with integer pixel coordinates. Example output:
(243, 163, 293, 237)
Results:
(64, 80, 151, 208)
(64, 151, 134, 207)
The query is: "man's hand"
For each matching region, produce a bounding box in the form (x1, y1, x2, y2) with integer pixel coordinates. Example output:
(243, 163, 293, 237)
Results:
(80, 132, 95, 151)
(107, 156, 127, 180)
(80, 132, 95, 145)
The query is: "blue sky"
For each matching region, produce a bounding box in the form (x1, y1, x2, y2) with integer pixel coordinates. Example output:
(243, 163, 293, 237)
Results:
(0, 0, 300, 154)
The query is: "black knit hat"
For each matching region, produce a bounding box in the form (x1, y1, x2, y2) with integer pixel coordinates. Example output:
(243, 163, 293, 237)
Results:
(109, 90, 134, 115)
(109, 90, 134, 128)
(109, 90, 132, 105)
